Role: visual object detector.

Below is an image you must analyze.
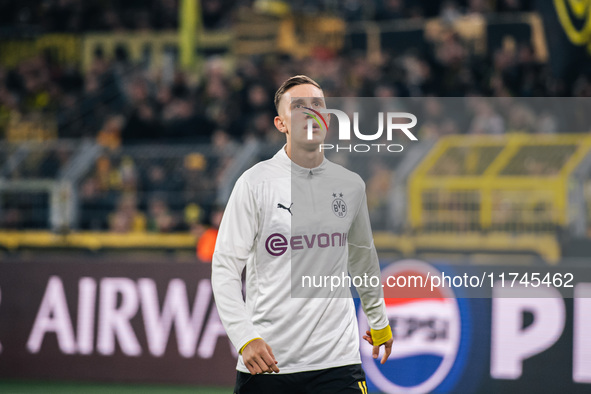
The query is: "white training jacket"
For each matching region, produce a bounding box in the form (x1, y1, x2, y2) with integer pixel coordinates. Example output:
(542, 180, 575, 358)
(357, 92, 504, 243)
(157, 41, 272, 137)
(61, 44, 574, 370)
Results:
(212, 146, 388, 374)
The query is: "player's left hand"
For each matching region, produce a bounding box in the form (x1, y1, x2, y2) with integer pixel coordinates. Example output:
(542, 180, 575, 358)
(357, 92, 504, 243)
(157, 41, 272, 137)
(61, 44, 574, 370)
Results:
(363, 330, 393, 364)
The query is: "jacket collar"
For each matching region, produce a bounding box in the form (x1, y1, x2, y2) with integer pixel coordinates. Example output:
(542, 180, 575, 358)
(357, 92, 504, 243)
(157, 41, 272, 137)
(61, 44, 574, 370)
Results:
(275, 145, 328, 176)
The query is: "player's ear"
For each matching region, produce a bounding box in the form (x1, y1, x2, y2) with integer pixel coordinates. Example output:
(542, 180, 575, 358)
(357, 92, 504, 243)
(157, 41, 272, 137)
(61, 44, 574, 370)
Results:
(274, 116, 288, 134)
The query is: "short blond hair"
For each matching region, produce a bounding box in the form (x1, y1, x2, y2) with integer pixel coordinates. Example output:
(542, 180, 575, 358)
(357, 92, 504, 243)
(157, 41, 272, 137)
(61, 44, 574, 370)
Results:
(274, 75, 322, 114)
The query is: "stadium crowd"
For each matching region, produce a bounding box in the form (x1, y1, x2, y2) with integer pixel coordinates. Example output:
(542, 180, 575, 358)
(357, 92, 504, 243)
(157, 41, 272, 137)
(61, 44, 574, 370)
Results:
(0, 0, 590, 234)
(0, 0, 535, 32)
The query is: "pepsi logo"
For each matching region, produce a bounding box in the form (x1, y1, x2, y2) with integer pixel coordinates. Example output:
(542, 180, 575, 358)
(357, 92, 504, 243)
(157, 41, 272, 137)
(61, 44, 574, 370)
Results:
(359, 260, 461, 393)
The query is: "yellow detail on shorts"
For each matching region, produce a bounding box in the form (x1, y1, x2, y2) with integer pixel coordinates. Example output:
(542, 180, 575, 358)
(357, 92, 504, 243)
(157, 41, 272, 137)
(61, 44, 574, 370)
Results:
(371, 325, 393, 346)
(239, 337, 262, 354)
(358, 381, 368, 394)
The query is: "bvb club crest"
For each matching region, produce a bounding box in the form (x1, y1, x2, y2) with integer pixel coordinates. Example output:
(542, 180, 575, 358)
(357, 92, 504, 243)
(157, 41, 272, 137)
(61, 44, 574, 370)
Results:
(332, 193, 347, 218)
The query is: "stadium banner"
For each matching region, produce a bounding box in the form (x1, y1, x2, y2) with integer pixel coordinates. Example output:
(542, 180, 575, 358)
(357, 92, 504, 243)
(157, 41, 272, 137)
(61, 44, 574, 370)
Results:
(358, 259, 591, 393)
(536, 0, 591, 80)
(1, 259, 590, 392)
(0, 261, 237, 386)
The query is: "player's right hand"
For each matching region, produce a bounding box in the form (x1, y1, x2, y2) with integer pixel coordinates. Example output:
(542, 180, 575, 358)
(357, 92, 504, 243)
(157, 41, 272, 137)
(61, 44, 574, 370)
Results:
(242, 338, 280, 375)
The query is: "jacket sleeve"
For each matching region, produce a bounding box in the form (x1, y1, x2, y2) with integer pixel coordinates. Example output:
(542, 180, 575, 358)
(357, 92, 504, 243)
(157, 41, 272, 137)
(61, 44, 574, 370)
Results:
(347, 185, 390, 336)
(212, 176, 261, 353)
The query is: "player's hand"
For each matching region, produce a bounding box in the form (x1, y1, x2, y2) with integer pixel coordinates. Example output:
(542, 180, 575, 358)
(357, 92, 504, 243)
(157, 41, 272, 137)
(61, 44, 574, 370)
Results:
(363, 330, 393, 364)
(242, 338, 280, 375)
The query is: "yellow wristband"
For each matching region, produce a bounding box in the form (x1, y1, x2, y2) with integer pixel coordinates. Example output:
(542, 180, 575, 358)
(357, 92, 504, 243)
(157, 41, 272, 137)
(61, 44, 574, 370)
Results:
(239, 337, 262, 354)
(370, 326, 392, 346)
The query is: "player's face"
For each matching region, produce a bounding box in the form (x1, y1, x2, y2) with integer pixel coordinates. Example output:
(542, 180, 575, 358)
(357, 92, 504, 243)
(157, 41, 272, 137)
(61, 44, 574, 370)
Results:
(275, 84, 329, 149)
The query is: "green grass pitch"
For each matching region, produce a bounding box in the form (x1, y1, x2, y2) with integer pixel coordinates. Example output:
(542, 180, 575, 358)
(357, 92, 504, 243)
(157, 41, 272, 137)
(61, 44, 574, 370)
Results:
(0, 380, 232, 393)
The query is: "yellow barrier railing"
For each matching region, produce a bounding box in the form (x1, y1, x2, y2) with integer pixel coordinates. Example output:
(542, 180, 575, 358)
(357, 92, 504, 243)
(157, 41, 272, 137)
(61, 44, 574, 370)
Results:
(81, 30, 233, 72)
(0, 12, 545, 69)
(409, 134, 591, 234)
(0, 31, 233, 72)
(0, 230, 560, 263)
(5, 112, 57, 142)
(0, 231, 196, 251)
(0, 34, 81, 68)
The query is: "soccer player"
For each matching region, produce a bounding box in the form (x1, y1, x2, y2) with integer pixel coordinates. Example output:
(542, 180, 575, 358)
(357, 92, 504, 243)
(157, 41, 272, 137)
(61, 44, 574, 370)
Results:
(212, 75, 392, 394)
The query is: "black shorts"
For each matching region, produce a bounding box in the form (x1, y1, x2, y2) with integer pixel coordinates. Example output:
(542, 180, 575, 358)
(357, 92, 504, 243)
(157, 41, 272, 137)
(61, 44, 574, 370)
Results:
(234, 363, 368, 394)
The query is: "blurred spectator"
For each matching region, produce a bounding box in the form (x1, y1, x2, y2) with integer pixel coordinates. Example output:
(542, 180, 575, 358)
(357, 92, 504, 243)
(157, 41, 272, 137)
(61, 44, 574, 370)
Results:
(469, 99, 505, 134)
(122, 102, 160, 143)
(196, 206, 224, 263)
(185, 202, 204, 233)
(467, 0, 492, 14)
(43, 0, 84, 32)
(440, 1, 462, 24)
(536, 111, 557, 134)
(506, 104, 535, 134)
(96, 115, 124, 150)
(1, 207, 23, 229)
(366, 160, 392, 229)
(375, 0, 409, 21)
(143, 162, 182, 194)
(245, 111, 278, 141)
(182, 152, 215, 205)
(210, 129, 239, 184)
(202, 0, 233, 29)
(146, 194, 178, 232)
(108, 194, 146, 233)
(152, 0, 179, 30)
(162, 97, 214, 142)
(573, 75, 591, 98)
(119, 156, 140, 193)
(418, 121, 442, 140)
(79, 156, 115, 229)
(93, 155, 118, 192)
(78, 154, 141, 230)
(496, 0, 533, 13)
(40, 145, 72, 178)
